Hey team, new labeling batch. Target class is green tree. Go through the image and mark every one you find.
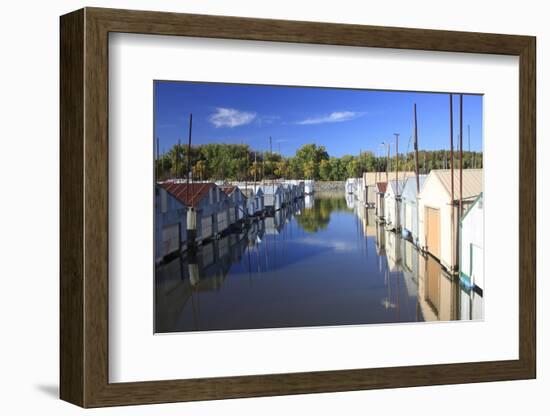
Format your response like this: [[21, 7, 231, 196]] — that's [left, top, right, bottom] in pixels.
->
[[319, 159, 332, 181]]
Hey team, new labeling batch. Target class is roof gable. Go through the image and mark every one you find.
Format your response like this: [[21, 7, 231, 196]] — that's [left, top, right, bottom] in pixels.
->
[[401, 175, 427, 199], [386, 179, 407, 196], [418, 169, 483, 201], [376, 182, 387, 193], [160, 182, 216, 207]]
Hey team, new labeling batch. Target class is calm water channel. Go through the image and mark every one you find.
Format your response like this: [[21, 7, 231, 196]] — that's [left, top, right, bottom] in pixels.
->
[[155, 193, 483, 333]]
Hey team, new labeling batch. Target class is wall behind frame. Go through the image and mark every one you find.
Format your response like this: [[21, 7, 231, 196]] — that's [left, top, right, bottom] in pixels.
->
[[0, 0, 545, 415]]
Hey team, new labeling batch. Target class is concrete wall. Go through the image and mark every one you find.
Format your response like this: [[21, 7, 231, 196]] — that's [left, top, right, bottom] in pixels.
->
[[314, 181, 345, 192]]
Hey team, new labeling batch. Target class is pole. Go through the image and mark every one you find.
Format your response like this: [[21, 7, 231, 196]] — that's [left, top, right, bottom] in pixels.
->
[[459, 97, 463, 217], [449, 94, 455, 271], [156, 137, 160, 182], [394, 133, 399, 193], [394, 133, 400, 230], [468, 124, 472, 168], [254, 152, 257, 185], [174, 140, 179, 181], [459, 95, 464, 274], [245, 149, 249, 193], [186, 113, 193, 203], [386, 143, 389, 183], [414, 104, 420, 193]]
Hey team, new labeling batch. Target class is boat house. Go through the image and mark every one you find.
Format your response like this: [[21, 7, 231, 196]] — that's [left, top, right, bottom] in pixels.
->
[[155, 185, 187, 264], [159, 182, 231, 243], [261, 183, 284, 211], [220, 185, 247, 224], [384, 179, 407, 231], [417, 169, 483, 273], [460, 192, 484, 291], [375, 182, 387, 222], [400, 174, 427, 244]]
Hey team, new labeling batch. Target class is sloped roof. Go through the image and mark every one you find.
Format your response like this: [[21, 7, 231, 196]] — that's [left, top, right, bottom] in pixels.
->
[[219, 185, 236, 195], [376, 182, 387, 193], [220, 185, 246, 199], [430, 169, 483, 200], [363, 171, 415, 187], [401, 175, 428, 200], [386, 179, 408, 196], [160, 182, 216, 208]]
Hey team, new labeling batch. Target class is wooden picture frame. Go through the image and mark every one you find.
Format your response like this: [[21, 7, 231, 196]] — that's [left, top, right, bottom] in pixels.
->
[[60, 7, 536, 408]]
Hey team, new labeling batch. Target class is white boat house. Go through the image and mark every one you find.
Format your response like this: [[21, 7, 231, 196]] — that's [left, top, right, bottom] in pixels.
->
[[460, 192, 484, 291], [384, 179, 407, 231], [375, 182, 387, 222], [364, 171, 415, 208], [220, 185, 247, 224], [417, 169, 483, 273], [159, 182, 230, 243], [155, 185, 187, 264], [261, 184, 284, 211], [400, 174, 427, 244]]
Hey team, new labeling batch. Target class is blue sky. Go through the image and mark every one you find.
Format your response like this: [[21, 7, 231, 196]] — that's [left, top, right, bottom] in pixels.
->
[[154, 81, 483, 158]]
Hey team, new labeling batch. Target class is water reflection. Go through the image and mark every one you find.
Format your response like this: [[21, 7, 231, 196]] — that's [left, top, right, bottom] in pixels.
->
[[155, 194, 483, 333]]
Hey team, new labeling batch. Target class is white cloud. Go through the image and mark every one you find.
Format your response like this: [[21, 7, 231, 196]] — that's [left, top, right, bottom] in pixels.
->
[[295, 111, 363, 125], [209, 108, 256, 128]]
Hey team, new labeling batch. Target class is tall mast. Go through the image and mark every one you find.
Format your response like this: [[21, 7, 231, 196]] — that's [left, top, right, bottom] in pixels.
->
[[245, 146, 249, 192], [254, 152, 257, 186], [155, 137, 160, 182], [186, 114, 193, 203], [386, 143, 389, 183], [459, 95, 464, 218], [175, 139, 180, 181], [449, 94, 455, 270], [414, 104, 420, 193], [394, 133, 399, 193]]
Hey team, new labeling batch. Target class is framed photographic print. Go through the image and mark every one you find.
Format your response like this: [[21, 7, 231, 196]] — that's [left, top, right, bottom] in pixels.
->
[[60, 7, 536, 408]]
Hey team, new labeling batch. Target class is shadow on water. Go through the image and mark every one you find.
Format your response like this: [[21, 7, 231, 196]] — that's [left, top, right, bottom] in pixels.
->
[[155, 193, 483, 333]]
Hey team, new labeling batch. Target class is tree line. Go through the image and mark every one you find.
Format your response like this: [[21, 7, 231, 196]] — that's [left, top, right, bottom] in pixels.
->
[[155, 143, 483, 182]]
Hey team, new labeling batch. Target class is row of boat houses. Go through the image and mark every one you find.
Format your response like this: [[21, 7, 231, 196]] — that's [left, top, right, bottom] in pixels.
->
[[350, 169, 484, 292], [155, 179, 311, 264]]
